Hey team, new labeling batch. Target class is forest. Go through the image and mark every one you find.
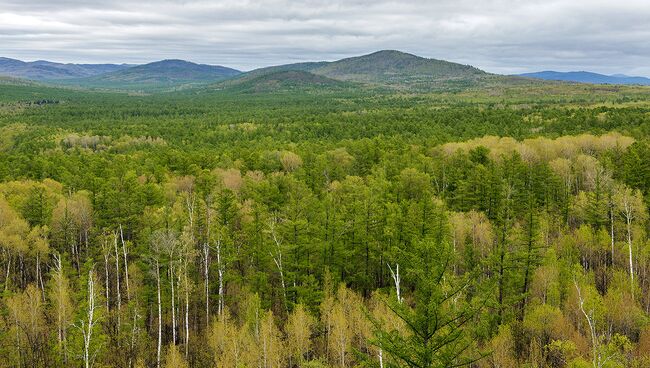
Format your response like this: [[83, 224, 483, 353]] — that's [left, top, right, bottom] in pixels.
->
[[2, 81, 650, 368]]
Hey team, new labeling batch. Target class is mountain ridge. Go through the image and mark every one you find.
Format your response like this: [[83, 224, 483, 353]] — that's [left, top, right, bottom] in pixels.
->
[[53, 59, 242, 91], [0, 57, 132, 80], [518, 70, 650, 85]]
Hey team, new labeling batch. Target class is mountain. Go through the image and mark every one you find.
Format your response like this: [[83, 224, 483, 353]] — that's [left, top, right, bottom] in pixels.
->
[[59, 59, 242, 91], [220, 50, 491, 92], [0, 57, 131, 80], [518, 71, 650, 86], [311, 50, 486, 86]]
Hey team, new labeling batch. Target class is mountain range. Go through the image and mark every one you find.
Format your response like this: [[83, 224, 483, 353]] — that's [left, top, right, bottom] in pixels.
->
[[54, 59, 242, 91], [0, 57, 131, 80], [0, 51, 492, 92], [2, 51, 649, 93], [518, 71, 650, 85]]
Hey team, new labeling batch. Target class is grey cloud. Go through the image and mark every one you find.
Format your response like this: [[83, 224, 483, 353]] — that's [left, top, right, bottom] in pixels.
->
[[1, 0, 649, 75]]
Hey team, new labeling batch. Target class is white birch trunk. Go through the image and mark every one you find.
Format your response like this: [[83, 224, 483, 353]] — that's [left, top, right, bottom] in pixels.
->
[[103, 253, 110, 312], [387, 262, 402, 304], [113, 232, 121, 334], [216, 238, 225, 316], [120, 224, 130, 301], [81, 269, 97, 368], [610, 207, 615, 261], [185, 272, 189, 357], [575, 280, 601, 368], [204, 242, 210, 321], [269, 219, 288, 314], [156, 259, 162, 368], [170, 265, 177, 344], [626, 213, 634, 295]]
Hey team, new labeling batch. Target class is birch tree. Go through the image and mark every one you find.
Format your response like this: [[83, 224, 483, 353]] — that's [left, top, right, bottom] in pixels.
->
[[214, 230, 225, 317], [74, 266, 103, 368], [164, 344, 188, 368], [179, 229, 195, 357], [208, 310, 242, 367], [613, 185, 646, 296], [267, 216, 288, 314], [259, 310, 284, 368], [286, 304, 315, 365], [48, 253, 73, 365], [6, 284, 46, 367], [27, 225, 49, 297], [150, 229, 176, 368]]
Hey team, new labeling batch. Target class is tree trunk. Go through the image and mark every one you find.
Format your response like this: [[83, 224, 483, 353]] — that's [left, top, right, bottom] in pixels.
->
[[204, 242, 210, 322], [626, 214, 635, 297], [113, 233, 121, 335], [185, 274, 189, 357], [216, 239, 224, 316], [83, 269, 96, 368], [575, 280, 600, 368], [156, 259, 162, 368], [170, 265, 177, 344], [120, 225, 130, 302], [610, 207, 615, 262], [104, 253, 110, 312], [387, 263, 401, 304]]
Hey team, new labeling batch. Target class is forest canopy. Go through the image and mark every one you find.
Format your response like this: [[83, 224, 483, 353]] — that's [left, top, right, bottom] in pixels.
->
[[2, 82, 650, 368]]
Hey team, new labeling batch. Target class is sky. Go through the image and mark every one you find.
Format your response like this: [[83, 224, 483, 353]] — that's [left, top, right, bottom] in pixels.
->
[[1, 0, 650, 75]]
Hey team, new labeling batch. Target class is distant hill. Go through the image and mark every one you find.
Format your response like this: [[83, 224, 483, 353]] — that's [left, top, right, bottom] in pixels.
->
[[219, 50, 491, 92], [218, 70, 352, 94], [0, 57, 131, 80], [311, 50, 487, 86], [58, 59, 242, 91], [518, 71, 650, 86], [2, 51, 547, 93]]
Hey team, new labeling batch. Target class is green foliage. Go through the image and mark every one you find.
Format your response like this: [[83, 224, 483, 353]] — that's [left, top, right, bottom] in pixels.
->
[[1, 78, 650, 367], [367, 239, 486, 367]]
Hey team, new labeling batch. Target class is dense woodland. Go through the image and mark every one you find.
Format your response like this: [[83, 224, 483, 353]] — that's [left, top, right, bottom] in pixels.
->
[[3, 82, 650, 368]]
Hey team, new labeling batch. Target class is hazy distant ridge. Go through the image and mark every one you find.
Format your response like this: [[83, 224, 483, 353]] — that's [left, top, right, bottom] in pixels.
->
[[0, 57, 131, 80], [7, 51, 650, 92], [518, 71, 650, 85]]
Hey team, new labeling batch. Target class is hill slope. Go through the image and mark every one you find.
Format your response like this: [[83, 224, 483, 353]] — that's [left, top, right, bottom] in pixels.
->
[[0, 57, 131, 80], [518, 71, 650, 85], [59, 60, 242, 91]]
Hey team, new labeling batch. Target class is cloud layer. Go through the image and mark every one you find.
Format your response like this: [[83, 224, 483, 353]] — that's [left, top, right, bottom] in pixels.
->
[[2, 0, 649, 75]]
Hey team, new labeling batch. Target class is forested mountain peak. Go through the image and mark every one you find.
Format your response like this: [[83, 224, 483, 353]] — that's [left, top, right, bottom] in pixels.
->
[[214, 49, 494, 92], [308, 49, 488, 86]]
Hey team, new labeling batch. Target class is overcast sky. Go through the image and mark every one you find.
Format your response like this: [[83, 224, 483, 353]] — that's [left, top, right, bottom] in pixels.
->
[[2, 0, 650, 75]]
